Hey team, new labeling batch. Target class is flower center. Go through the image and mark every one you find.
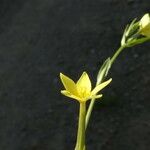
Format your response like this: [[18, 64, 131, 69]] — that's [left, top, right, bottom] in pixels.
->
[[77, 86, 90, 99]]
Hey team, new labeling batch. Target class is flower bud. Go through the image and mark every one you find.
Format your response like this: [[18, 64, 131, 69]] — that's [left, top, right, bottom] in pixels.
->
[[139, 13, 150, 37]]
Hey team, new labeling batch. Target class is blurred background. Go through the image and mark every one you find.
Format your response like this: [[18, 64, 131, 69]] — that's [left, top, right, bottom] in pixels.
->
[[0, 0, 150, 150]]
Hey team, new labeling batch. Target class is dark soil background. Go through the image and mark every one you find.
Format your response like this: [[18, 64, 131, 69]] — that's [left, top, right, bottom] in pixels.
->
[[0, 0, 150, 150]]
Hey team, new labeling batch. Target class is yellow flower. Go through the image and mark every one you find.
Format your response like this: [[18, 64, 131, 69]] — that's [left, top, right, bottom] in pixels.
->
[[139, 13, 150, 37], [60, 72, 112, 103]]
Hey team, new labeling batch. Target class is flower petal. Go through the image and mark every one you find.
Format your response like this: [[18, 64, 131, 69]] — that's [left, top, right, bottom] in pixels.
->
[[91, 78, 112, 95], [140, 13, 150, 28], [60, 73, 77, 95], [90, 94, 102, 100], [140, 13, 150, 37], [61, 90, 81, 101], [76, 72, 91, 93], [140, 25, 150, 37], [94, 94, 103, 99]]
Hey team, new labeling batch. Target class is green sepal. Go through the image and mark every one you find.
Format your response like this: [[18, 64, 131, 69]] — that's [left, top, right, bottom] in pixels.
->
[[126, 37, 150, 47], [121, 18, 139, 46]]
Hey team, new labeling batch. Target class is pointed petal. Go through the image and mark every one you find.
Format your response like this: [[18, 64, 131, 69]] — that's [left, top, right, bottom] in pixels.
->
[[91, 78, 112, 95], [140, 13, 150, 28], [95, 94, 103, 99], [61, 90, 81, 102], [91, 94, 102, 99], [76, 72, 91, 92], [60, 73, 77, 95]]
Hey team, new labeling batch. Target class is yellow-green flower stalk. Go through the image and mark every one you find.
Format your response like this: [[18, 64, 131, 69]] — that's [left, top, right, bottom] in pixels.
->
[[60, 72, 112, 150], [59, 13, 150, 150], [86, 13, 150, 131], [139, 13, 150, 37], [60, 72, 112, 103]]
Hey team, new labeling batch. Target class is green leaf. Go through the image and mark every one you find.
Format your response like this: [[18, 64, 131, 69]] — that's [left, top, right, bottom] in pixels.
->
[[97, 58, 111, 85]]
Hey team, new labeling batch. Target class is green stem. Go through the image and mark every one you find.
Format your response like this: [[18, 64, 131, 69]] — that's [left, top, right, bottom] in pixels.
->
[[85, 98, 95, 129], [85, 45, 126, 129], [75, 102, 86, 150], [110, 45, 126, 65]]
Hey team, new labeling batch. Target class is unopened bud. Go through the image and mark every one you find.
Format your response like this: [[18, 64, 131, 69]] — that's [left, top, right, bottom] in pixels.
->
[[139, 13, 150, 37]]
